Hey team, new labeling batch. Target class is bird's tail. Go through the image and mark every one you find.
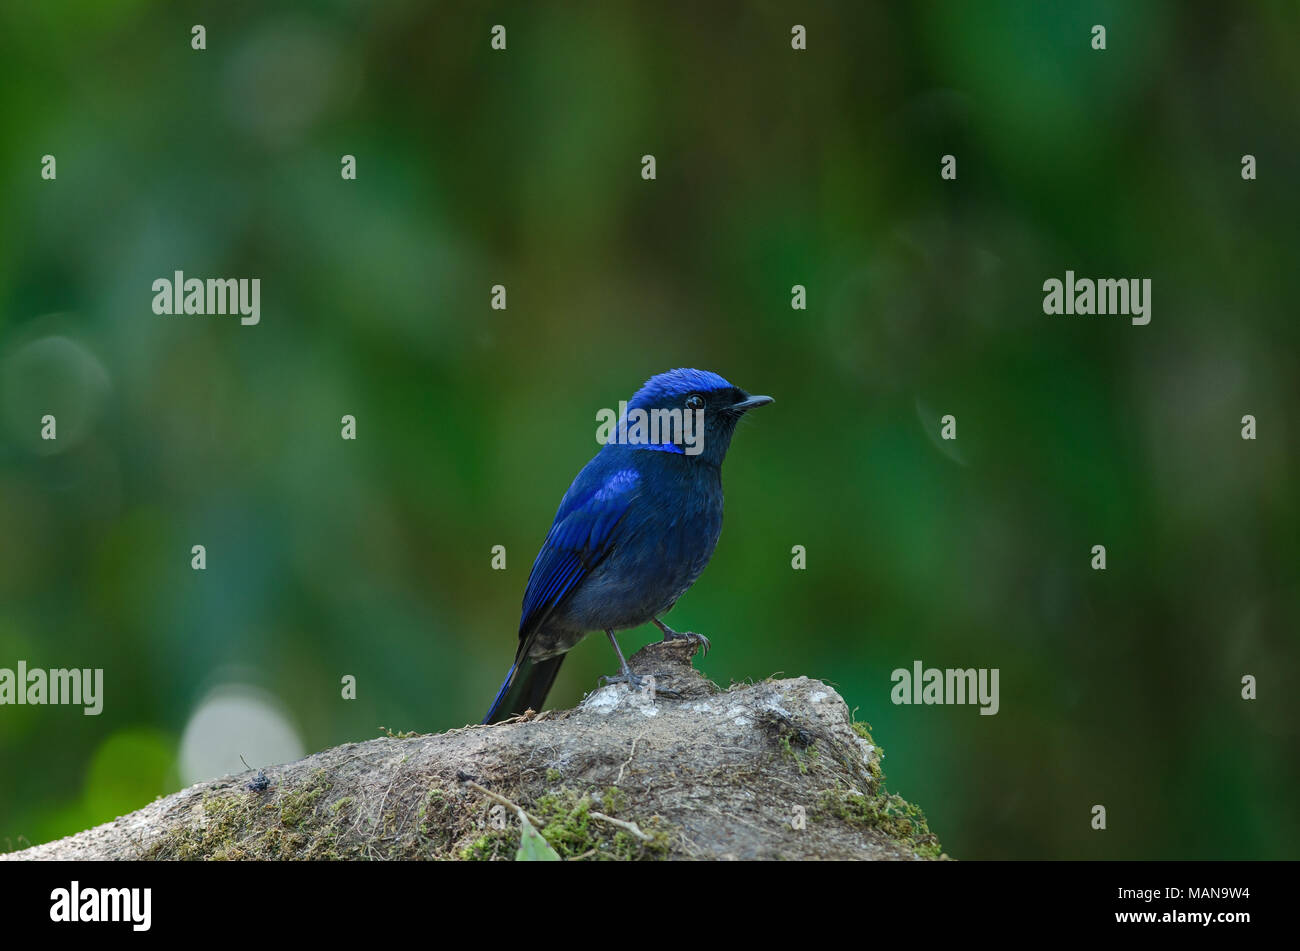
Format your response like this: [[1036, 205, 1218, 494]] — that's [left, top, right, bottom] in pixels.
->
[[482, 654, 566, 724]]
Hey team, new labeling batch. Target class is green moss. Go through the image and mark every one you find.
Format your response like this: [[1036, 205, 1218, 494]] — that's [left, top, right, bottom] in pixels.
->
[[778, 728, 818, 775], [526, 787, 671, 861], [818, 788, 945, 859], [599, 786, 628, 815], [142, 769, 358, 861], [280, 771, 331, 827], [142, 775, 664, 862], [418, 788, 455, 842], [459, 830, 517, 861], [135, 707, 931, 861], [534, 789, 595, 857], [610, 817, 672, 860], [793, 711, 946, 859], [261, 825, 308, 859], [850, 716, 884, 784], [141, 792, 260, 860]]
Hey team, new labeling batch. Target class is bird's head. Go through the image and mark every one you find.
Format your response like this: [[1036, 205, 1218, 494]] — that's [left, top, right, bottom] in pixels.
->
[[616, 368, 772, 466]]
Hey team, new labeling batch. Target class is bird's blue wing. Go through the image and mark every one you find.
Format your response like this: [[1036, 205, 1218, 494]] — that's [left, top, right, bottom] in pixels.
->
[[517, 464, 641, 643]]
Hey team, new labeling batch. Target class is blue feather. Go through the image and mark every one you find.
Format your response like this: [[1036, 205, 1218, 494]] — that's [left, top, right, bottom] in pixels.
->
[[482, 369, 771, 723], [518, 466, 641, 639]]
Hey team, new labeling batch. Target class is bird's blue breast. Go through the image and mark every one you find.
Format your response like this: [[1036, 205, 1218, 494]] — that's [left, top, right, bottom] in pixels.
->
[[520, 445, 724, 658]]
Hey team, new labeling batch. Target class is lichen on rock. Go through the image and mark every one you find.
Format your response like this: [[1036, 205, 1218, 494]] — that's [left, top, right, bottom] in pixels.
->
[[3, 639, 945, 861]]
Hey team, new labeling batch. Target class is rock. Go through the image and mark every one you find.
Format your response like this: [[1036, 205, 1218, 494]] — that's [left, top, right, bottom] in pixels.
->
[[2, 640, 945, 861]]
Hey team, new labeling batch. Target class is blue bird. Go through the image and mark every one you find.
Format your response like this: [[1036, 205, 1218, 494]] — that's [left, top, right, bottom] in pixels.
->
[[483, 368, 772, 724]]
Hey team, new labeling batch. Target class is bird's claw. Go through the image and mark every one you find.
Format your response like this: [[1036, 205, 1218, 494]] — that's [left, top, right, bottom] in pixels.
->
[[661, 629, 711, 657], [599, 670, 649, 691]]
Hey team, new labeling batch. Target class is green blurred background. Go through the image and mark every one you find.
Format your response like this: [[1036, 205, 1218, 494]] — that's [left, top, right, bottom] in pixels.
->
[[1, 0, 1297, 859]]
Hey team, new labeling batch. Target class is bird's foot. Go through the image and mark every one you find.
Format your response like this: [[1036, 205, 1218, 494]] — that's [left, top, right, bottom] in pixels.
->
[[657, 624, 711, 657], [599, 669, 650, 691]]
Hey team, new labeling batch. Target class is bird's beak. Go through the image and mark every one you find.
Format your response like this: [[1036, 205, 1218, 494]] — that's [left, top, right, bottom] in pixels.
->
[[730, 394, 774, 412]]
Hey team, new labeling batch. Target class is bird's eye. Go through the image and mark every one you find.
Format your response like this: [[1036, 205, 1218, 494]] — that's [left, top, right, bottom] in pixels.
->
[[685, 394, 704, 410]]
